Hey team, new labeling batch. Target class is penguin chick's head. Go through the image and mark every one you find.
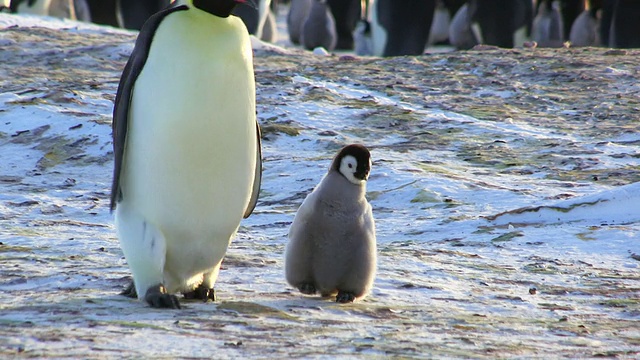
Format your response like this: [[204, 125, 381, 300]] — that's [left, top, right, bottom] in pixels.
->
[[332, 144, 372, 185], [192, 0, 253, 17]]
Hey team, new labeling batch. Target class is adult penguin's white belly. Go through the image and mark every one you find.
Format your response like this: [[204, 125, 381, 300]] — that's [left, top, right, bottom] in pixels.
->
[[118, 9, 256, 294]]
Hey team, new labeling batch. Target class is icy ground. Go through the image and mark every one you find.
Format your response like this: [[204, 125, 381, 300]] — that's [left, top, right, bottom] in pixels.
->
[[0, 12, 639, 359]]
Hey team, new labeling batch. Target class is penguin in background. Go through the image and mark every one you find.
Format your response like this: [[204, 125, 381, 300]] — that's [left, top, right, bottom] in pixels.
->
[[9, 0, 90, 20], [599, 0, 614, 46], [285, 144, 377, 303], [71, 0, 91, 21], [449, 3, 477, 50], [287, 0, 312, 45], [111, 0, 262, 309], [232, 0, 275, 42], [353, 17, 373, 55], [300, 0, 337, 51], [428, 0, 452, 46], [531, 0, 565, 47], [569, 6, 600, 47], [9, 0, 53, 15], [555, 0, 586, 42], [49, 0, 91, 21], [453, 0, 533, 49], [370, 0, 437, 56], [49, 0, 74, 19], [603, 0, 640, 48], [257, 0, 277, 43], [326, 0, 361, 50], [84, 0, 118, 27], [116, 0, 171, 31]]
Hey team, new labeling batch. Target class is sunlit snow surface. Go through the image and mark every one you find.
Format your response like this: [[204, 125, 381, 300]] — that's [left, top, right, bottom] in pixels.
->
[[0, 12, 639, 359]]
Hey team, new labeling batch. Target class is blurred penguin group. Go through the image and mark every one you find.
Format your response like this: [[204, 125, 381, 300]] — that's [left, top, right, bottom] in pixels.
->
[[1, 0, 278, 42], [285, 0, 640, 56], [1, 0, 162, 29], [2, 0, 639, 55]]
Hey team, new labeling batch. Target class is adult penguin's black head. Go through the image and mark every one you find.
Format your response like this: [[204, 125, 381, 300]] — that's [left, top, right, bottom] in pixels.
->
[[193, 0, 256, 17]]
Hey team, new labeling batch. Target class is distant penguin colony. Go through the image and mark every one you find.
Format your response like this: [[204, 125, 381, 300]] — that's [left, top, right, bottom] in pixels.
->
[[5, 0, 90, 20], [111, 0, 262, 309], [6, 0, 640, 53], [3, 0, 282, 38], [285, 145, 377, 303]]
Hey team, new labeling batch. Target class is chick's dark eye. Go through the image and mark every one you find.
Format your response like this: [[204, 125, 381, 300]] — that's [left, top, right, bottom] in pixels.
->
[[348, 163, 353, 168]]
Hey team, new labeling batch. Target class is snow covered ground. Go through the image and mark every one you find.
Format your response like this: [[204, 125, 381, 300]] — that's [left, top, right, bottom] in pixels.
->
[[0, 11, 639, 359]]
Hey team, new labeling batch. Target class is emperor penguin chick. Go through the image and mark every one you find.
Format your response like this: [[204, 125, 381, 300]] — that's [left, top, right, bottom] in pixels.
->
[[285, 144, 376, 303], [111, 0, 262, 309]]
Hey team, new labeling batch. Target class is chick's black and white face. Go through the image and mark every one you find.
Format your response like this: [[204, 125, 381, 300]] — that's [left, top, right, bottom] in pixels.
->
[[339, 154, 371, 185]]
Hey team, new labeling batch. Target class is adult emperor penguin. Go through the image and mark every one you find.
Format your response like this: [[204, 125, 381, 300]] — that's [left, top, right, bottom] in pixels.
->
[[111, 0, 262, 309], [285, 144, 376, 303]]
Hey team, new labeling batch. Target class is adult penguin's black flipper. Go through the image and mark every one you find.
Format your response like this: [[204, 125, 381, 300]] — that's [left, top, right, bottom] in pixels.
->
[[111, 5, 190, 212], [244, 121, 262, 219]]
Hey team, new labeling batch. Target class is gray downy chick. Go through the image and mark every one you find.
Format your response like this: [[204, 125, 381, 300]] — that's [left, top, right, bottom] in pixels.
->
[[285, 144, 377, 303]]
